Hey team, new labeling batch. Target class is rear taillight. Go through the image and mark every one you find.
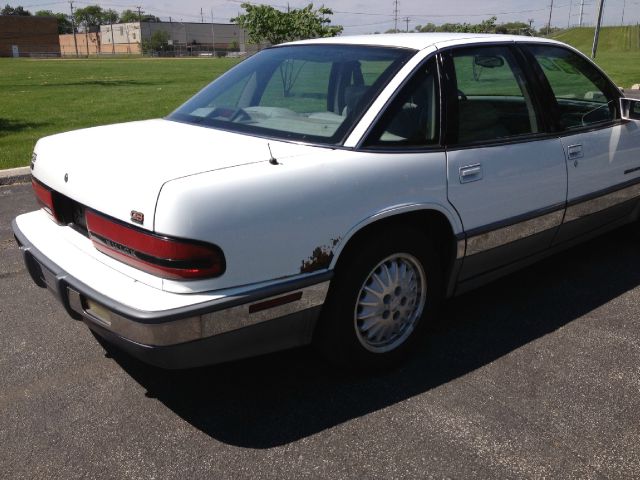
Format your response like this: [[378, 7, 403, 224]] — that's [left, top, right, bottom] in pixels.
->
[[32, 178, 60, 223], [85, 210, 225, 280]]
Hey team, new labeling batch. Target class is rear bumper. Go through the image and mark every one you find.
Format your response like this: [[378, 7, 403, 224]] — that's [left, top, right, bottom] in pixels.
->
[[12, 217, 331, 369]]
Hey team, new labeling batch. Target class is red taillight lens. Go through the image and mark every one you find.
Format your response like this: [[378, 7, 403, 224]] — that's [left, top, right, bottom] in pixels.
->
[[85, 210, 225, 280], [32, 178, 60, 222]]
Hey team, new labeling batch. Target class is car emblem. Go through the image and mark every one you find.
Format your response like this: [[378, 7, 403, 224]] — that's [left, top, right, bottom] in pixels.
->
[[130, 210, 144, 225], [64, 173, 68, 183]]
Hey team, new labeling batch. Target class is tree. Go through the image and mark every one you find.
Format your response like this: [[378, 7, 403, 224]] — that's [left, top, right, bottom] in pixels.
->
[[231, 3, 342, 45], [73, 5, 105, 29], [438, 17, 498, 33], [119, 9, 138, 23], [35, 10, 73, 34], [142, 14, 161, 23], [415, 23, 437, 32], [1, 4, 31, 15], [102, 9, 119, 25], [495, 21, 536, 36], [142, 30, 170, 54], [414, 17, 499, 34], [119, 9, 160, 23]]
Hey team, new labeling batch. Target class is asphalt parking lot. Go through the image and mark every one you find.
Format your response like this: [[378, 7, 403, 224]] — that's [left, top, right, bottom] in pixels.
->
[[2, 181, 640, 479]]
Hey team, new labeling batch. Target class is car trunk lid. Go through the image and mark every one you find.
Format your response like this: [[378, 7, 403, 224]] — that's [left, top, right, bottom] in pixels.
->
[[31, 118, 312, 230]]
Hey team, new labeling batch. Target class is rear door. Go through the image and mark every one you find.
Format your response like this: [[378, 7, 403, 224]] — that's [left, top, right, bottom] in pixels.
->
[[441, 44, 568, 281], [523, 43, 640, 243]]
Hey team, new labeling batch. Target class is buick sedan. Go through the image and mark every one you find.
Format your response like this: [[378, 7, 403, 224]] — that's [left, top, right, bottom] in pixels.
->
[[13, 33, 640, 369]]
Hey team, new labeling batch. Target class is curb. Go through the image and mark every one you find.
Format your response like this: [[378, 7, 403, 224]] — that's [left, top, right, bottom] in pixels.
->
[[0, 167, 30, 186]]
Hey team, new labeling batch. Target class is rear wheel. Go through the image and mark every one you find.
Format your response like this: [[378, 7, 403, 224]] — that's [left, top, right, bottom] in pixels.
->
[[316, 229, 442, 369]]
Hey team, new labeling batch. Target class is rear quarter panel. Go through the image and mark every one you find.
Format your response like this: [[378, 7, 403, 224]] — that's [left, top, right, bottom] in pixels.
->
[[155, 148, 461, 293]]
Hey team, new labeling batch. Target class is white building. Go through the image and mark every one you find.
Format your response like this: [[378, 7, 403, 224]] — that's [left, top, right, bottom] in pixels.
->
[[100, 21, 249, 55]]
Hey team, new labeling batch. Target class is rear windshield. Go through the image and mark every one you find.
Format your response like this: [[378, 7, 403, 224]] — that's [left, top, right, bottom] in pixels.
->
[[168, 45, 414, 145]]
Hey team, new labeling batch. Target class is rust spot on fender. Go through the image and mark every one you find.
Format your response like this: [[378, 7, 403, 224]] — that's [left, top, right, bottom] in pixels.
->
[[300, 238, 340, 273]]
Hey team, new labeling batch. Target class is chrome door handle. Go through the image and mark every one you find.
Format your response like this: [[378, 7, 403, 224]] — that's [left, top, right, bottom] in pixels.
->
[[567, 144, 583, 160], [459, 164, 483, 183]]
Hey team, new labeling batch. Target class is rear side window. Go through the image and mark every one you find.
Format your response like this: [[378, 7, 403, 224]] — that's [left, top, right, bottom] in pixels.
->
[[364, 57, 439, 148], [527, 44, 619, 129], [445, 45, 539, 144]]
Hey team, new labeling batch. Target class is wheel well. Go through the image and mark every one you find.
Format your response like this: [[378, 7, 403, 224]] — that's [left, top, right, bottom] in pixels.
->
[[334, 210, 457, 282]]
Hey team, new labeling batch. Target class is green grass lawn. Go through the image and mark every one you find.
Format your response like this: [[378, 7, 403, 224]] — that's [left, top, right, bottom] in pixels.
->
[[0, 57, 239, 169], [1, 33, 638, 170], [551, 26, 640, 87]]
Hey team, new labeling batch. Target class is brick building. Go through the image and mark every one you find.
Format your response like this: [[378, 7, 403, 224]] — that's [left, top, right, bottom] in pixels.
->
[[0, 16, 60, 57], [59, 32, 102, 56]]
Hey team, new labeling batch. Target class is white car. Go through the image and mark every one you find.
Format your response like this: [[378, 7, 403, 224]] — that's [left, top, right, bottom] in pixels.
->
[[13, 33, 640, 369]]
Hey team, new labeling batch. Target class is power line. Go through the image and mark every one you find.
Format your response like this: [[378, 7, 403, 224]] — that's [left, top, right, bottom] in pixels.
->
[[224, 0, 578, 18], [19, 1, 68, 7]]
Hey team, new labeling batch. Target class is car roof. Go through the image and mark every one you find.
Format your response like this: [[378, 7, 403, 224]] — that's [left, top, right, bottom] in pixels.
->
[[284, 33, 563, 50]]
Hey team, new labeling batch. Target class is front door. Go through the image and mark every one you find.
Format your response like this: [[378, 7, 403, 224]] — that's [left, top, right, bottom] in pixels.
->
[[441, 44, 568, 281], [524, 44, 640, 243]]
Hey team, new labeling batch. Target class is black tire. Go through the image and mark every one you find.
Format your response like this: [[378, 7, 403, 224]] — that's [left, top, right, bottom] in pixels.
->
[[315, 228, 442, 370]]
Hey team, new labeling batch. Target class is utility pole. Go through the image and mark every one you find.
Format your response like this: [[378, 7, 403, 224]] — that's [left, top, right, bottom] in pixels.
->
[[210, 8, 215, 56], [69, 1, 79, 57], [200, 7, 204, 23], [621, 0, 626, 25], [393, 0, 399, 32], [592, 0, 606, 58], [404, 17, 409, 32], [568, 0, 573, 28], [579, 0, 585, 27], [136, 6, 143, 22], [547, 0, 554, 35], [110, 20, 115, 55]]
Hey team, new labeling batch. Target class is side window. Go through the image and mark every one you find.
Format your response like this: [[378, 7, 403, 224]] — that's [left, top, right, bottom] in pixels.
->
[[527, 45, 619, 129], [364, 57, 439, 148], [447, 45, 539, 144]]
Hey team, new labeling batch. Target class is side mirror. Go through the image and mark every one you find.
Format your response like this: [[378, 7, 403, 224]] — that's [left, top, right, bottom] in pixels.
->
[[620, 97, 640, 120]]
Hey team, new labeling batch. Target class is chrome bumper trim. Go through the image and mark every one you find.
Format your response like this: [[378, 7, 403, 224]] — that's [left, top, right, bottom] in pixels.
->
[[67, 280, 330, 347], [13, 216, 331, 348]]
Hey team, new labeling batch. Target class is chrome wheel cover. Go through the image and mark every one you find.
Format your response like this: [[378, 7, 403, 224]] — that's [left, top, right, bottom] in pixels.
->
[[354, 253, 427, 353]]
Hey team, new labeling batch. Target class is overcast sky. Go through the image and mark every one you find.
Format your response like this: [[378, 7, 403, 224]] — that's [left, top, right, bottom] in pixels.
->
[[12, 0, 640, 34]]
